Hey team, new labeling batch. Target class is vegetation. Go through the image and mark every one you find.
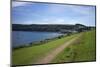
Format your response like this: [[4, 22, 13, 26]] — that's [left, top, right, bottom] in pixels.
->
[[12, 33, 78, 65], [52, 30, 96, 63], [12, 29, 96, 65], [12, 24, 93, 33]]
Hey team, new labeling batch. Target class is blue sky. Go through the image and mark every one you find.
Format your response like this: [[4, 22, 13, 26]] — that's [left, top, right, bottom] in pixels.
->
[[12, 1, 96, 26]]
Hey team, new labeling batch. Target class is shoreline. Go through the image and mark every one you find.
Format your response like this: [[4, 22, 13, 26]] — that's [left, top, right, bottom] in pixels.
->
[[13, 33, 68, 50], [13, 29, 94, 50]]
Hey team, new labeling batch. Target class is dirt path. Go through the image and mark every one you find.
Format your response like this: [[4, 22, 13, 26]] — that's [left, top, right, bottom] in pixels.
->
[[35, 34, 82, 64]]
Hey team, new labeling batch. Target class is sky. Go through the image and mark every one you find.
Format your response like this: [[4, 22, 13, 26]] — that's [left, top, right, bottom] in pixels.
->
[[12, 1, 96, 26]]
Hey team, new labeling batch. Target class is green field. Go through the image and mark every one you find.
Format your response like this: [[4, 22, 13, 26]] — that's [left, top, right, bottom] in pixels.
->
[[52, 30, 96, 63], [12, 30, 96, 65], [12, 33, 78, 65]]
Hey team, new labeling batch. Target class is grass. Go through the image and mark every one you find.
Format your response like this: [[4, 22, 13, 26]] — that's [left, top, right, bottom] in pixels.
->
[[52, 30, 96, 63], [12, 33, 78, 65]]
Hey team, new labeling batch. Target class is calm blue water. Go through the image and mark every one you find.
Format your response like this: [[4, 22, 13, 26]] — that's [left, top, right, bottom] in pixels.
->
[[12, 31, 62, 47]]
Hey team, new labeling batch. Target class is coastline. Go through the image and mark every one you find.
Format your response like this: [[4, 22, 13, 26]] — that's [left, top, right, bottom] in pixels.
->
[[13, 33, 68, 50]]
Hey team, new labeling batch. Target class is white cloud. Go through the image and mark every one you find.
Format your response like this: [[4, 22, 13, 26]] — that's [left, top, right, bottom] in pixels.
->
[[67, 5, 95, 16], [14, 21, 34, 24], [56, 19, 65, 23], [12, 1, 29, 8], [42, 18, 49, 22], [41, 18, 66, 24], [47, 4, 94, 17]]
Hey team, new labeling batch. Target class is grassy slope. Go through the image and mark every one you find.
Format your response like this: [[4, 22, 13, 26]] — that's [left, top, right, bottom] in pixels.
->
[[52, 30, 96, 63], [12, 33, 78, 65]]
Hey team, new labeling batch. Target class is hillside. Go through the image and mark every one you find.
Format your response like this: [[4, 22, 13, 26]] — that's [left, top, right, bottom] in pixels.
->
[[12, 24, 93, 33]]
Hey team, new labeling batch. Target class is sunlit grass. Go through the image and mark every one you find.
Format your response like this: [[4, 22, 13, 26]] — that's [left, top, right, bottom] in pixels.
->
[[52, 30, 96, 63]]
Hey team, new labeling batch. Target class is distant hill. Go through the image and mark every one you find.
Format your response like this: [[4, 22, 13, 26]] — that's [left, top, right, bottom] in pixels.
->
[[12, 24, 94, 33]]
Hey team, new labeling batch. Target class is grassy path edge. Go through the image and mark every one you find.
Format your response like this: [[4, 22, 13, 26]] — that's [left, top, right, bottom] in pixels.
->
[[34, 34, 82, 64]]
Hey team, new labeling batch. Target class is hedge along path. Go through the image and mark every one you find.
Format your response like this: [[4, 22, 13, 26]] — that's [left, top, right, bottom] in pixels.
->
[[34, 33, 82, 64]]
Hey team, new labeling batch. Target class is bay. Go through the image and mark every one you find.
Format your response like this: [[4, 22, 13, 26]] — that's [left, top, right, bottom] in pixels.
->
[[12, 31, 63, 47]]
